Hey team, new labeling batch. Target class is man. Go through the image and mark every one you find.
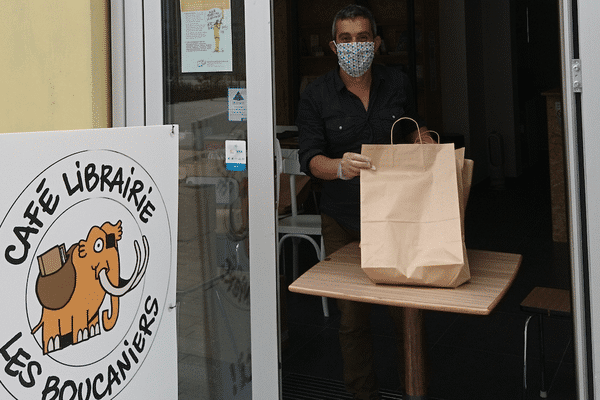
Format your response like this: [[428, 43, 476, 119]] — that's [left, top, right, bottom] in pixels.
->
[[297, 5, 433, 400]]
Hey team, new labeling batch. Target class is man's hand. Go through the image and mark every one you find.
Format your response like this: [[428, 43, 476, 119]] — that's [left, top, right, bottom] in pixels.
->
[[338, 152, 376, 180]]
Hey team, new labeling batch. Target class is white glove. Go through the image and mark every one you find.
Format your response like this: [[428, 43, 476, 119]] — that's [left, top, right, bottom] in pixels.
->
[[338, 152, 376, 180]]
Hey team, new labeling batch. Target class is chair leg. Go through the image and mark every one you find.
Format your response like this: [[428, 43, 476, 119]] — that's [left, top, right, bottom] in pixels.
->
[[320, 235, 326, 261], [321, 296, 329, 318], [539, 314, 548, 398], [523, 315, 533, 400], [319, 236, 329, 318], [524, 314, 549, 399], [292, 237, 299, 280], [279, 233, 330, 318]]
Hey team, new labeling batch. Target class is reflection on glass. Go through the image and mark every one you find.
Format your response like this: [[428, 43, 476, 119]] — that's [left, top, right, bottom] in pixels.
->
[[162, 0, 250, 398]]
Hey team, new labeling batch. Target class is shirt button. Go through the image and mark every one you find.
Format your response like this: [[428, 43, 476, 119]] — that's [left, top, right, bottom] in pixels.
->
[[339, 126, 342, 130], [392, 115, 396, 119]]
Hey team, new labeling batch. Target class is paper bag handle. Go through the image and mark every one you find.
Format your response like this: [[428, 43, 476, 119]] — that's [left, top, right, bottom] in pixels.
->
[[390, 116, 440, 144]]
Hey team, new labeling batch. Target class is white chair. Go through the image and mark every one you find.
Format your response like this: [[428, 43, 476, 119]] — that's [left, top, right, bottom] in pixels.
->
[[276, 142, 329, 318]]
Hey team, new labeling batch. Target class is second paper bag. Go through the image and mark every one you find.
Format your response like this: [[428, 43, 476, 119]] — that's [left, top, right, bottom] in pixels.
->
[[360, 142, 468, 287]]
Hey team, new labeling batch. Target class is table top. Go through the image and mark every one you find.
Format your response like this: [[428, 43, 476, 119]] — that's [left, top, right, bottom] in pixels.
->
[[288, 242, 522, 315]]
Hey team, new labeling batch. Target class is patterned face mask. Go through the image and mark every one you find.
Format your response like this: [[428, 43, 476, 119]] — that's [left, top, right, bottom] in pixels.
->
[[333, 41, 375, 78]]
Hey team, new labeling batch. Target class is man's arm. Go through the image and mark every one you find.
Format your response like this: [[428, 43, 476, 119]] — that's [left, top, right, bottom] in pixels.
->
[[309, 127, 434, 181], [308, 155, 339, 180]]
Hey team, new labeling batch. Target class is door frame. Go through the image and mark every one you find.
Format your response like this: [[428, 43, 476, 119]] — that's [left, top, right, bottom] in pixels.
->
[[111, 0, 163, 126], [561, 0, 598, 398], [244, 0, 280, 398], [111, 0, 280, 398]]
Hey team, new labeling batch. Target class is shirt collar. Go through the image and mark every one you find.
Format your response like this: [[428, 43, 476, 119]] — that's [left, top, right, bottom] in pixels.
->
[[333, 67, 346, 92], [333, 64, 384, 93]]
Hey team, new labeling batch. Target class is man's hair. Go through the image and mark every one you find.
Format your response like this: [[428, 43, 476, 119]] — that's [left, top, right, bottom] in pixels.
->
[[331, 4, 377, 40]]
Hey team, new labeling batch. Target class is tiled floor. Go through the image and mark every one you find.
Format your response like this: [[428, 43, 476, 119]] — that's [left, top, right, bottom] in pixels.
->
[[280, 160, 576, 399]]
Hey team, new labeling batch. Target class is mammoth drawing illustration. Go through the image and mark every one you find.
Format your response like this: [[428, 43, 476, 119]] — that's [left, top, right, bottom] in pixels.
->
[[31, 220, 149, 354]]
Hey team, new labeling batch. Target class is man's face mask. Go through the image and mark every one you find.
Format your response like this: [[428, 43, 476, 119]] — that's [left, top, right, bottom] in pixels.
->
[[333, 41, 375, 78]]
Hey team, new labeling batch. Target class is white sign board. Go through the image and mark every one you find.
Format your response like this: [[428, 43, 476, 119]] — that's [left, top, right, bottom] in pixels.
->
[[0, 125, 178, 399]]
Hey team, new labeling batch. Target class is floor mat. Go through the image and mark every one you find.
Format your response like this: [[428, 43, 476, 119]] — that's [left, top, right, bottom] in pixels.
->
[[282, 373, 404, 399]]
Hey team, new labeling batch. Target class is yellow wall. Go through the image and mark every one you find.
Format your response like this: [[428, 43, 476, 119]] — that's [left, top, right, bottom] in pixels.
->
[[0, 0, 111, 133]]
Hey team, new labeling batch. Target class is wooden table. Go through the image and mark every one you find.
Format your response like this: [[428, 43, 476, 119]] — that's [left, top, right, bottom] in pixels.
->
[[288, 242, 522, 400]]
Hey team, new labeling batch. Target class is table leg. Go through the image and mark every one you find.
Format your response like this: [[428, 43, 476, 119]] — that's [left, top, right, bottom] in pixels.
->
[[404, 307, 427, 400]]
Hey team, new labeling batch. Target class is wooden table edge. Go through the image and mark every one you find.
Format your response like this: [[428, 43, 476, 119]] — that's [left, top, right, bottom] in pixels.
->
[[288, 249, 523, 316]]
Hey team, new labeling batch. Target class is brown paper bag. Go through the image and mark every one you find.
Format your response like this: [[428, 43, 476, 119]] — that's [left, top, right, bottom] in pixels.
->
[[360, 119, 473, 287]]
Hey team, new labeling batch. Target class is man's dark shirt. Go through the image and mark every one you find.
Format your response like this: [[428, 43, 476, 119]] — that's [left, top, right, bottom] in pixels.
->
[[297, 64, 422, 231]]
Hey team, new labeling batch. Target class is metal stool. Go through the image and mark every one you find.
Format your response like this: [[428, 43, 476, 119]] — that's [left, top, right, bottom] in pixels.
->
[[520, 287, 571, 399]]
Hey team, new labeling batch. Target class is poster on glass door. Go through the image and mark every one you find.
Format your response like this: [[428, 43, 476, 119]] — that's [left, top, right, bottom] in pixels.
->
[[0, 125, 178, 399], [181, 0, 233, 73]]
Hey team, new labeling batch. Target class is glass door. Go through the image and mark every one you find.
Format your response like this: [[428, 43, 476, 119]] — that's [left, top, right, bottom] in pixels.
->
[[112, 0, 279, 398], [165, 1, 252, 398]]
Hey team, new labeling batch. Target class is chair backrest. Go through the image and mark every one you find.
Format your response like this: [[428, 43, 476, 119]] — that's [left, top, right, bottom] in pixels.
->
[[281, 148, 304, 176], [276, 144, 310, 217], [283, 149, 302, 217]]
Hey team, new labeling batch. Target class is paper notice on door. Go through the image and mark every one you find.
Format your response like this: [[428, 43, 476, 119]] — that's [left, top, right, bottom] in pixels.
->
[[228, 88, 247, 121], [180, 0, 232, 73], [225, 140, 247, 171]]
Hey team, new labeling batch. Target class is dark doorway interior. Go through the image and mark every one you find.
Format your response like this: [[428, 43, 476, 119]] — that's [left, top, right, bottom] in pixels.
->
[[279, 1, 574, 399]]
